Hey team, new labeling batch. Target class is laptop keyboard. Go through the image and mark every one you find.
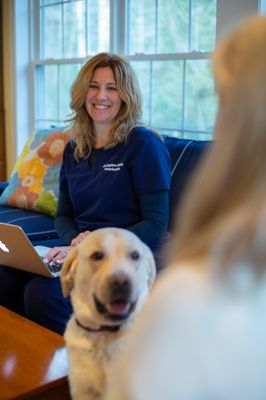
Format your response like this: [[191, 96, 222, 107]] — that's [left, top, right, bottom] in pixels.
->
[[40, 257, 63, 273], [45, 261, 63, 273]]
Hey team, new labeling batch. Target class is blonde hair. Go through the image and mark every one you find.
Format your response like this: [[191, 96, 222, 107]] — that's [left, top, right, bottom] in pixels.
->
[[168, 15, 266, 270], [68, 52, 142, 159]]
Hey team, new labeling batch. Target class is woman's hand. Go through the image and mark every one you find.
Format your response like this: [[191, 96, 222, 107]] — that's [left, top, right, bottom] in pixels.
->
[[42, 231, 90, 265], [43, 246, 72, 264], [71, 231, 91, 246]]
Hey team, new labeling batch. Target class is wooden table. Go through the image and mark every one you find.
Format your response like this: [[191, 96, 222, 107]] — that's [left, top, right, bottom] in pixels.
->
[[0, 306, 71, 400]]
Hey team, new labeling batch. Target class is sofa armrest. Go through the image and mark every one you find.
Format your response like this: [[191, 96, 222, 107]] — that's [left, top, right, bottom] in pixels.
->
[[163, 136, 211, 231], [0, 182, 8, 195]]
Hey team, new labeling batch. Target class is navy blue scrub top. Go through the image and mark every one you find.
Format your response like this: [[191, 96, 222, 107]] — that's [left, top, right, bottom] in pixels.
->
[[59, 126, 171, 233]]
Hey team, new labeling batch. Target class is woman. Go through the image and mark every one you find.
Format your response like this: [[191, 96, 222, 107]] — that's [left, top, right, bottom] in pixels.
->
[[0, 53, 171, 334], [104, 15, 266, 400]]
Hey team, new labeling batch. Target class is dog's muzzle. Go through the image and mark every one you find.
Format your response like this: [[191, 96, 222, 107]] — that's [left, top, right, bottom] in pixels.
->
[[94, 273, 136, 321]]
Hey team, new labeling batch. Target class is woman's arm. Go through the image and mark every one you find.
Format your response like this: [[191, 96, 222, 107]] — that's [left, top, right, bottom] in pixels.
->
[[55, 189, 79, 245], [125, 129, 171, 255], [127, 190, 169, 248], [46, 188, 85, 263]]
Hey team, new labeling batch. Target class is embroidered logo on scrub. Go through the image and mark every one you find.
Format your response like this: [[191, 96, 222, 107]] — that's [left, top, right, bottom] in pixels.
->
[[102, 163, 123, 171]]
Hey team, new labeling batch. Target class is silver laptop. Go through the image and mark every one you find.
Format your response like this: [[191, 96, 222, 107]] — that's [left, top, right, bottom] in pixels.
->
[[0, 222, 61, 278]]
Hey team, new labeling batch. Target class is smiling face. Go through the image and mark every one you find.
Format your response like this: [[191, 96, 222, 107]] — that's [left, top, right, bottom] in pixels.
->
[[85, 67, 122, 135]]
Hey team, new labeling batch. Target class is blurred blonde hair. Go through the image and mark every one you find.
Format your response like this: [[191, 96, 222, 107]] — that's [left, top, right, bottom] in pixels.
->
[[68, 52, 142, 159], [168, 15, 266, 270]]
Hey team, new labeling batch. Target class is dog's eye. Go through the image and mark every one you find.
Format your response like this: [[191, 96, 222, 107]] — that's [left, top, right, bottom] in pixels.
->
[[129, 250, 140, 260], [90, 251, 104, 261]]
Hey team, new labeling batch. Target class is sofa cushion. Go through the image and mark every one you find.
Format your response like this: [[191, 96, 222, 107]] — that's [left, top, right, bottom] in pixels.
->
[[0, 182, 8, 195], [164, 136, 211, 230], [0, 205, 58, 241], [0, 127, 70, 217]]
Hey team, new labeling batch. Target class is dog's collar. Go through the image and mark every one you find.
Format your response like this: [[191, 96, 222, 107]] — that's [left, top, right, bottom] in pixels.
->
[[75, 318, 121, 333]]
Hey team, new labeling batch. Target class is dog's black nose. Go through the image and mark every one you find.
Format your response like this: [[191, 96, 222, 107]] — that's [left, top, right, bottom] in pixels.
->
[[109, 273, 131, 300]]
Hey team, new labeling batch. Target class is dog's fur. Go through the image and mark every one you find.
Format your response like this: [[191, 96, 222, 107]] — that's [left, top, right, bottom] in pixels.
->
[[61, 227, 156, 400]]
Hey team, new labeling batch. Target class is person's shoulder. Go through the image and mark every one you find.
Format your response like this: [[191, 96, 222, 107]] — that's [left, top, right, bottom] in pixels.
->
[[128, 126, 164, 144], [64, 139, 76, 154], [64, 138, 75, 148], [62, 140, 78, 165], [152, 260, 208, 305], [128, 261, 209, 343], [126, 126, 167, 155]]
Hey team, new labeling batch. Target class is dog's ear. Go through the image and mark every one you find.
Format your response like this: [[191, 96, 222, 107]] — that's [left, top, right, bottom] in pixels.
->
[[60, 247, 79, 297], [143, 243, 157, 287]]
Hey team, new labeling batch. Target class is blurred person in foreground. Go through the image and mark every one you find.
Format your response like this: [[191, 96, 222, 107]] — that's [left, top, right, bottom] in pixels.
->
[[104, 15, 266, 400]]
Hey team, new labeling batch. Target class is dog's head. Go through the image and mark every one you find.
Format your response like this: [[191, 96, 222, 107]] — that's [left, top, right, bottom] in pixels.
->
[[61, 228, 156, 330]]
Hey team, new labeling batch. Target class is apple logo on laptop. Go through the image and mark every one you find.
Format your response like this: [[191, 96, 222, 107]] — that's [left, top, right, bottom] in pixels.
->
[[0, 240, 9, 253]]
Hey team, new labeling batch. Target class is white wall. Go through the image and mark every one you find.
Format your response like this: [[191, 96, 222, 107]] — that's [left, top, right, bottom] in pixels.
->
[[217, 0, 259, 39], [2, 0, 16, 177], [2, 0, 31, 178]]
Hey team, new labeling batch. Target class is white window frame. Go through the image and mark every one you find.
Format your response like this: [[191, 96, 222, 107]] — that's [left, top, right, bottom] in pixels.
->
[[32, 0, 216, 136], [3, 0, 260, 177]]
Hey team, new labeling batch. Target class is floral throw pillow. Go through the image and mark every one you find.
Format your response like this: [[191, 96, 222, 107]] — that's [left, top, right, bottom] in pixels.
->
[[0, 127, 70, 216]]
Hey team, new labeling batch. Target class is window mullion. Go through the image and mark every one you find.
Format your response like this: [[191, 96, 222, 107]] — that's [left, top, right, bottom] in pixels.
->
[[57, 65, 60, 121], [181, 60, 186, 138], [188, 0, 192, 52], [85, 0, 88, 55], [124, 0, 129, 54], [31, 0, 41, 60], [149, 60, 153, 126], [155, 0, 158, 53], [61, 2, 64, 58], [35, 65, 45, 127], [110, 0, 126, 54], [109, 0, 115, 52]]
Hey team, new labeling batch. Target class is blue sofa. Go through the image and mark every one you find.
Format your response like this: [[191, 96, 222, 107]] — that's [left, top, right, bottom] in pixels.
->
[[0, 137, 210, 247]]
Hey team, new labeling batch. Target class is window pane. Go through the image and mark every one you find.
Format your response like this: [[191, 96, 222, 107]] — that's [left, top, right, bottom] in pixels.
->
[[36, 0, 217, 140], [38, 65, 58, 121], [64, 1, 86, 58], [36, 120, 65, 130], [41, 0, 58, 5], [41, 4, 62, 59], [131, 61, 151, 124], [87, 0, 110, 53], [128, 0, 190, 54], [151, 60, 183, 129], [59, 64, 82, 120], [41, 0, 110, 59], [36, 64, 83, 125], [158, 129, 183, 138], [128, 0, 156, 54], [184, 59, 217, 132], [127, 0, 216, 55], [191, 0, 216, 51], [183, 131, 213, 140], [158, 0, 189, 53]]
